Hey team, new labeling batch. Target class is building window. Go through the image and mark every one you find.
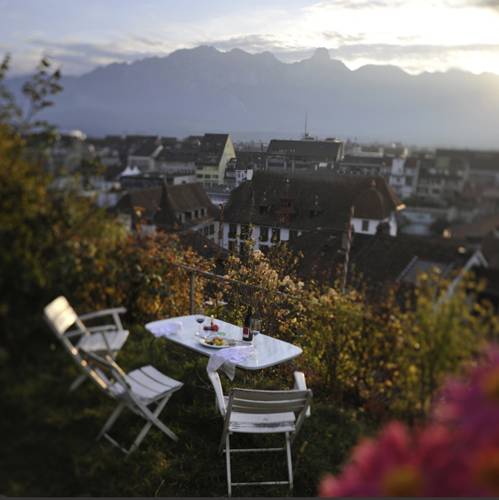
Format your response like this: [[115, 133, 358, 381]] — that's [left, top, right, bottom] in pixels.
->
[[289, 230, 298, 241], [203, 226, 209, 236], [209, 224, 215, 235], [228, 223, 237, 239], [361, 220, 369, 232], [185, 211, 192, 221], [240, 224, 250, 240], [194, 209, 199, 219], [228, 240, 237, 252], [271, 227, 280, 243], [259, 226, 269, 242]]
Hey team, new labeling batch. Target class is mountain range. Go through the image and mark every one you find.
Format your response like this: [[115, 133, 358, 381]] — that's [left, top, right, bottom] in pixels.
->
[[8, 45, 499, 147]]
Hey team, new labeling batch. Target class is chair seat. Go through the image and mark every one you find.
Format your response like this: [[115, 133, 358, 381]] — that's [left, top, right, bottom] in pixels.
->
[[111, 365, 183, 403], [229, 411, 296, 434], [77, 330, 129, 353]]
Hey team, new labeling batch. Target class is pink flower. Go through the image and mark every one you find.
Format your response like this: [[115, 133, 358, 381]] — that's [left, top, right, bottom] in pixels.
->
[[320, 344, 499, 497], [415, 424, 472, 496], [319, 422, 479, 497], [319, 422, 422, 497], [433, 346, 499, 450]]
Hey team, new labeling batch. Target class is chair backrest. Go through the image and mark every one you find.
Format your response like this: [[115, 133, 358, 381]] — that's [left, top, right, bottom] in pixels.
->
[[227, 387, 312, 435], [207, 369, 227, 416], [44, 296, 112, 392], [44, 296, 88, 343]]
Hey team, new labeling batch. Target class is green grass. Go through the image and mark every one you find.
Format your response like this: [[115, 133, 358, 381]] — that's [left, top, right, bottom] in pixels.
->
[[0, 326, 374, 496]]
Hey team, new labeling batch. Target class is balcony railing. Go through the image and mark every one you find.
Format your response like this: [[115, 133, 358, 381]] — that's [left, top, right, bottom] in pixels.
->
[[171, 262, 291, 315]]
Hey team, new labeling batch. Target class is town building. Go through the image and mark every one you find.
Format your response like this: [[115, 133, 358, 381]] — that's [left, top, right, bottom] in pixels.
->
[[387, 157, 419, 199], [446, 213, 499, 246], [289, 231, 487, 294], [265, 138, 343, 172], [127, 136, 164, 172], [436, 149, 499, 189], [195, 133, 236, 185], [120, 171, 197, 191], [220, 171, 404, 253], [399, 199, 458, 237], [115, 182, 220, 240], [337, 155, 391, 177], [155, 149, 197, 174], [87, 137, 123, 168], [348, 144, 385, 158]]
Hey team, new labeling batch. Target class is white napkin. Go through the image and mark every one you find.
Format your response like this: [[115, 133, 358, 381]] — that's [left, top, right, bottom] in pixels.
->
[[207, 345, 255, 380], [149, 320, 183, 338]]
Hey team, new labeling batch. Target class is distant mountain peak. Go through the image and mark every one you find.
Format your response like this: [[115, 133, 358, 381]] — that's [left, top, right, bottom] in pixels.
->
[[311, 47, 331, 62], [228, 47, 249, 56], [190, 44, 218, 54], [19, 43, 499, 147]]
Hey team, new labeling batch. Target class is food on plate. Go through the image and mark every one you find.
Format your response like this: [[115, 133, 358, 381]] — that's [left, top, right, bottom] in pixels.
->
[[205, 337, 225, 346]]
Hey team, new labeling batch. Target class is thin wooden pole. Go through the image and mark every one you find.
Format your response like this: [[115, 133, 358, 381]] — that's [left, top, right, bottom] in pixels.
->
[[189, 271, 196, 314], [341, 206, 354, 294]]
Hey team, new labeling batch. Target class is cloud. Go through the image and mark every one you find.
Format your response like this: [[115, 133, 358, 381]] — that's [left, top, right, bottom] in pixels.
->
[[25, 37, 172, 75], [469, 0, 499, 7], [327, 41, 499, 74], [206, 33, 292, 53], [331, 42, 499, 59], [30, 39, 137, 61], [322, 31, 367, 44], [313, 0, 403, 9], [202, 33, 499, 74], [203, 31, 499, 66], [449, 0, 499, 9]]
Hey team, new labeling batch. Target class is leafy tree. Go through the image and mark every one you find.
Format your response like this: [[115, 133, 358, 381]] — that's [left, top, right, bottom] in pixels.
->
[[0, 54, 62, 134]]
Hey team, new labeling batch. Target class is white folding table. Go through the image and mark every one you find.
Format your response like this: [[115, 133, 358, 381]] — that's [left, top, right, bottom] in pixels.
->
[[145, 315, 302, 370]]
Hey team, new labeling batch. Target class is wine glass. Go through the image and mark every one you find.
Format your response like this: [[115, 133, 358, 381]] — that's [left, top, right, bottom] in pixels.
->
[[195, 308, 205, 336], [251, 317, 262, 337]]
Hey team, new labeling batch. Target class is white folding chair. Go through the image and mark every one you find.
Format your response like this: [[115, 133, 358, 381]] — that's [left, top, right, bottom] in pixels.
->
[[44, 296, 129, 390], [208, 370, 312, 497], [84, 351, 183, 455]]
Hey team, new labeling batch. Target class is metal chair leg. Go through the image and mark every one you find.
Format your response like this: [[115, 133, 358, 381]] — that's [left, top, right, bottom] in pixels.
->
[[97, 401, 126, 440], [285, 432, 294, 492], [226, 434, 232, 497], [69, 373, 87, 392], [128, 395, 175, 454]]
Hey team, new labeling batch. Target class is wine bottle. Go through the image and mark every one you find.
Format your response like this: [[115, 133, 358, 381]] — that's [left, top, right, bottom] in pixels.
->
[[242, 307, 253, 342]]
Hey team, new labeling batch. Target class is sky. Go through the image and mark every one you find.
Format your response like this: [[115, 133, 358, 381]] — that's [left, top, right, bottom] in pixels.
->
[[2, 0, 499, 76]]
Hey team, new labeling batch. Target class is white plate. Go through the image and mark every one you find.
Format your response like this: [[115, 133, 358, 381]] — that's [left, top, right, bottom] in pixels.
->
[[198, 337, 233, 349]]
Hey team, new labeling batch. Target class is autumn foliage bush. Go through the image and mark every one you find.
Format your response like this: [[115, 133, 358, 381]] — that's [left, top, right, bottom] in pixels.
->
[[0, 121, 210, 358], [213, 242, 497, 420]]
